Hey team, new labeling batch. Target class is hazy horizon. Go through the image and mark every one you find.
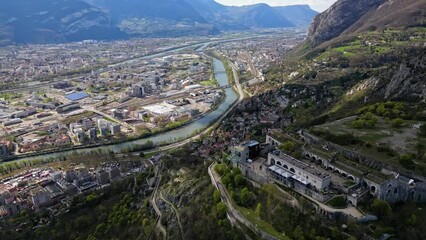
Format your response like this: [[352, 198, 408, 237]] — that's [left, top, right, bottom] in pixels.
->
[[215, 0, 337, 12]]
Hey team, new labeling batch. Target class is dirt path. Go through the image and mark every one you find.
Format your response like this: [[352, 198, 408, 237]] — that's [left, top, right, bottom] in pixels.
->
[[160, 190, 185, 240]]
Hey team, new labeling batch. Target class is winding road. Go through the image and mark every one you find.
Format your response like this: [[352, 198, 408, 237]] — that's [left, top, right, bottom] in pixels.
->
[[149, 163, 167, 238], [208, 163, 279, 240]]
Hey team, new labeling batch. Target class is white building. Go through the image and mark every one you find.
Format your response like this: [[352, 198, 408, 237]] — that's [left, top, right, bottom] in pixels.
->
[[267, 151, 331, 190]]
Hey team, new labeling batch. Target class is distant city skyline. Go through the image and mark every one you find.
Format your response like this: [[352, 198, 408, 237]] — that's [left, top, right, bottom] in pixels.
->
[[215, 0, 337, 12]]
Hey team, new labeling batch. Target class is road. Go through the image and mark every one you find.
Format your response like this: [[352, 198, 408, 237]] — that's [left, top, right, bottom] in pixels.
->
[[149, 163, 167, 238], [208, 163, 278, 240], [159, 190, 185, 240]]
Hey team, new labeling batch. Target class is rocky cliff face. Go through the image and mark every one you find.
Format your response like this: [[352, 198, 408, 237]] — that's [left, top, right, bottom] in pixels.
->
[[380, 49, 425, 101], [307, 0, 384, 46]]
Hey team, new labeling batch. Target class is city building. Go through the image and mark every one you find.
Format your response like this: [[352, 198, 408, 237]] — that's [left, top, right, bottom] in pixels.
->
[[110, 124, 121, 136], [229, 140, 260, 166], [56, 102, 80, 113], [131, 84, 145, 97], [0, 144, 10, 156], [88, 128, 97, 140], [108, 166, 120, 180], [30, 188, 52, 209], [82, 119, 93, 130], [96, 170, 110, 185], [76, 130, 86, 142], [64, 170, 77, 183]]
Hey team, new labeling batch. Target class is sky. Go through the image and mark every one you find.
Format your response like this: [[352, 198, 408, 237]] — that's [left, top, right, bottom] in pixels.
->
[[215, 0, 337, 12]]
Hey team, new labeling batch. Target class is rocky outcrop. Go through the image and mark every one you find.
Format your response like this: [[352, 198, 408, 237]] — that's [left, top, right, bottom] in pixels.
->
[[383, 50, 426, 101], [307, 0, 384, 46]]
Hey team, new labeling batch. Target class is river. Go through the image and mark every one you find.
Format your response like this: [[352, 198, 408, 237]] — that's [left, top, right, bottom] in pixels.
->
[[4, 44, 238, 163]]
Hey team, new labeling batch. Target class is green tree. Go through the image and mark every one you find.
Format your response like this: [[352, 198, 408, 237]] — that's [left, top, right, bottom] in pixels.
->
[[255, 203, 262, 218], [415, 142, 425, 159], [139, 152, 145, 158], [281, 141, 296, 152], [293, 225, 305, 240], [234, 174, 245, 187], [216, 202, 227, 219], [213, 190, 221, 203], [371, 199, 392, 219], [87, 234, 97, 240], [94, 223, 106, 237], [420, 124, 426, 137], [239, 188, 255, 207], [352, 120, 365, 129], [399, 154, 415, 169]]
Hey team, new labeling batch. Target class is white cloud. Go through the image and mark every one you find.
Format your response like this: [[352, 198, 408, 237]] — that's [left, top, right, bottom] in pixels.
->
[[215, 0, 337, 12]]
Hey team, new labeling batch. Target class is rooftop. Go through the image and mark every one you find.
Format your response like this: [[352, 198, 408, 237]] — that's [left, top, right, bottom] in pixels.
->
[[65, 92, 90, 101], [243, 140, 260, 147], [270, 151, 330, 179], [143, 103, 175, 115]]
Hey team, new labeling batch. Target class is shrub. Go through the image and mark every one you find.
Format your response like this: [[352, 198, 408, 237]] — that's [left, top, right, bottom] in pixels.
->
[[280, 141, 296, 152], [399, 154, 415, 169], [391, 118, 404, 128], [419, 124, 426, 137]]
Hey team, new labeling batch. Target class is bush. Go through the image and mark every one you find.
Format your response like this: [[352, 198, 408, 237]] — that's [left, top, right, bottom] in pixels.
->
[[280, 141, 296, 152], [371, 199, 392, 220], [239, 188, 256, 207], [399, 154, 415, 169], [391, 118, 404, 128], [351, 113, 377, 129], [419, 124, 426, 137], [326, 196, 347, 208]]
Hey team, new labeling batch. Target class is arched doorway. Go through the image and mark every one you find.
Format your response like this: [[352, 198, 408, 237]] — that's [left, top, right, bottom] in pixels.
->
[[370, 186, 376, 194]]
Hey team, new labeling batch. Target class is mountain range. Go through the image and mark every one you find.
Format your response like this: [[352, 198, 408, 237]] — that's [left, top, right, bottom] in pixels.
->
[[0, 0, 318, 45]]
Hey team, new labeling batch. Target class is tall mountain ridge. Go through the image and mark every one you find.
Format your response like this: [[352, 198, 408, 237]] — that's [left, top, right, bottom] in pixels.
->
[[0, 0, 317, 45], [0, 0, 125, 45], [307, 0, 426, 46], [264, 0, 426, 123]]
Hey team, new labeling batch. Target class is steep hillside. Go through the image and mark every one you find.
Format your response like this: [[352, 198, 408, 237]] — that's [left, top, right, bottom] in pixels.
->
[[343, 0, 426, 35], [263, 0, 426, 122], [307, 0, 426, 46], [253, 0, 426, 176], [0, 0, 124, 44], [307, 0, 385, 46]]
